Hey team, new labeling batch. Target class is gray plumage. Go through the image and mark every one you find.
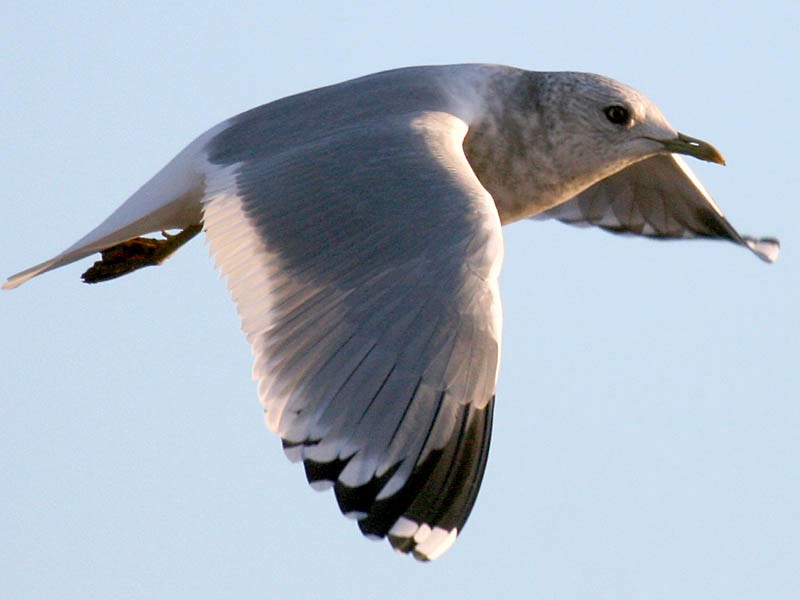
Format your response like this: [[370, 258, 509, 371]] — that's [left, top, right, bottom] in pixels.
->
[[3, 64, 779, 561]]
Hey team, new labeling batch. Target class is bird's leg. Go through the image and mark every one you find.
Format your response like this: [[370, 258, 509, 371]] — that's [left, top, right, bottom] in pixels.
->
[[81, 223, 203, 284]]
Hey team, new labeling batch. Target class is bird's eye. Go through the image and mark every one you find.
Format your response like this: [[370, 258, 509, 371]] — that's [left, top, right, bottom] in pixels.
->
[[604, 105, 630, 126]]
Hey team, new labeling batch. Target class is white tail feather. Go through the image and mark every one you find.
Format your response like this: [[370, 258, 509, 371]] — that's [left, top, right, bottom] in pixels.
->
[[2, 122, 228, 289]]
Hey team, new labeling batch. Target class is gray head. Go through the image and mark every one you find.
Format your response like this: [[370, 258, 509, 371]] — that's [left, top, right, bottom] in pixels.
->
[[464, 70, 725, 223]]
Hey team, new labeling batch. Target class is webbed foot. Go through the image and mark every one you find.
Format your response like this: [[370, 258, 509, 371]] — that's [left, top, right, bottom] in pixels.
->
[[81, 224, 202, 283]]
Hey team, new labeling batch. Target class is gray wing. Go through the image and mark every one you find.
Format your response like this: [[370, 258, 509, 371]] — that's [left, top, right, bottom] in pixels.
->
[[536, 154, 779, 262], [201, 110, 503, 561]]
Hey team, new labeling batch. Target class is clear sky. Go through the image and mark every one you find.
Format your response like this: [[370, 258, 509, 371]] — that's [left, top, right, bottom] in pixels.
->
[[2, 3, 797, 599]]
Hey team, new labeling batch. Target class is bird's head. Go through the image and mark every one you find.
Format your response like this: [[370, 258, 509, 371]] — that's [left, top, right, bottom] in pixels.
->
[[464, 70, 725, 223]]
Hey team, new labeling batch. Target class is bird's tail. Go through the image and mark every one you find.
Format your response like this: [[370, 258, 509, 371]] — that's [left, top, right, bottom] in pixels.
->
[[2, 126, 222, 290]]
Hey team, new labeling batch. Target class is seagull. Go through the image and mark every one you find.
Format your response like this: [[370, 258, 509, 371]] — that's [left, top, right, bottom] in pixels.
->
[[3, 64, 779, 561]]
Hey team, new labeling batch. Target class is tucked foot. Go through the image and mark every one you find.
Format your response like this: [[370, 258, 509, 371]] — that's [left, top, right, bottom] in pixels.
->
[[81, 224, 202, 283]]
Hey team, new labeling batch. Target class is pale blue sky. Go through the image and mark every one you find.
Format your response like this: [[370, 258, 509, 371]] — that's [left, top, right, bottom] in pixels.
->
[[2, 3, 798, 599]]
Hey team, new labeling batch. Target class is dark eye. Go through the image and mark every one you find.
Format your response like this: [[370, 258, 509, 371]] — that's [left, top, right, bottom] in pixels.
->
[[604, 105, 630, 126]]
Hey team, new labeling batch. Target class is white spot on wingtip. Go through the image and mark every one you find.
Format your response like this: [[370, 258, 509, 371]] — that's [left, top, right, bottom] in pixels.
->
[[389, 517, 419, 538], [309, 479, 334, 491], [344, 510, 367, 521], [413, 526, 458, 561], [413, 523, 432, 543]]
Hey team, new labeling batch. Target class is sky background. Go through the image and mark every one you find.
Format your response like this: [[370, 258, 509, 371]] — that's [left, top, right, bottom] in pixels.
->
[[2, 3, 797, 599]]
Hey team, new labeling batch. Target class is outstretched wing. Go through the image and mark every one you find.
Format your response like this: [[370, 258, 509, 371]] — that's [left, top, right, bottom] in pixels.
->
[[535, 154, 779, 262], [201, 109, 503, 561]]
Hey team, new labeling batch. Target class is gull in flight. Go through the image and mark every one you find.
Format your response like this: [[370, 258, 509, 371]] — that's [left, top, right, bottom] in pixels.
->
[[4, 65, 779, 561]]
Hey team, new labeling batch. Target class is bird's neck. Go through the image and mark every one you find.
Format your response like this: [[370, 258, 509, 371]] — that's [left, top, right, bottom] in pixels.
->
[[462, 71, 619, 225], [462, 122, 584, 225]]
